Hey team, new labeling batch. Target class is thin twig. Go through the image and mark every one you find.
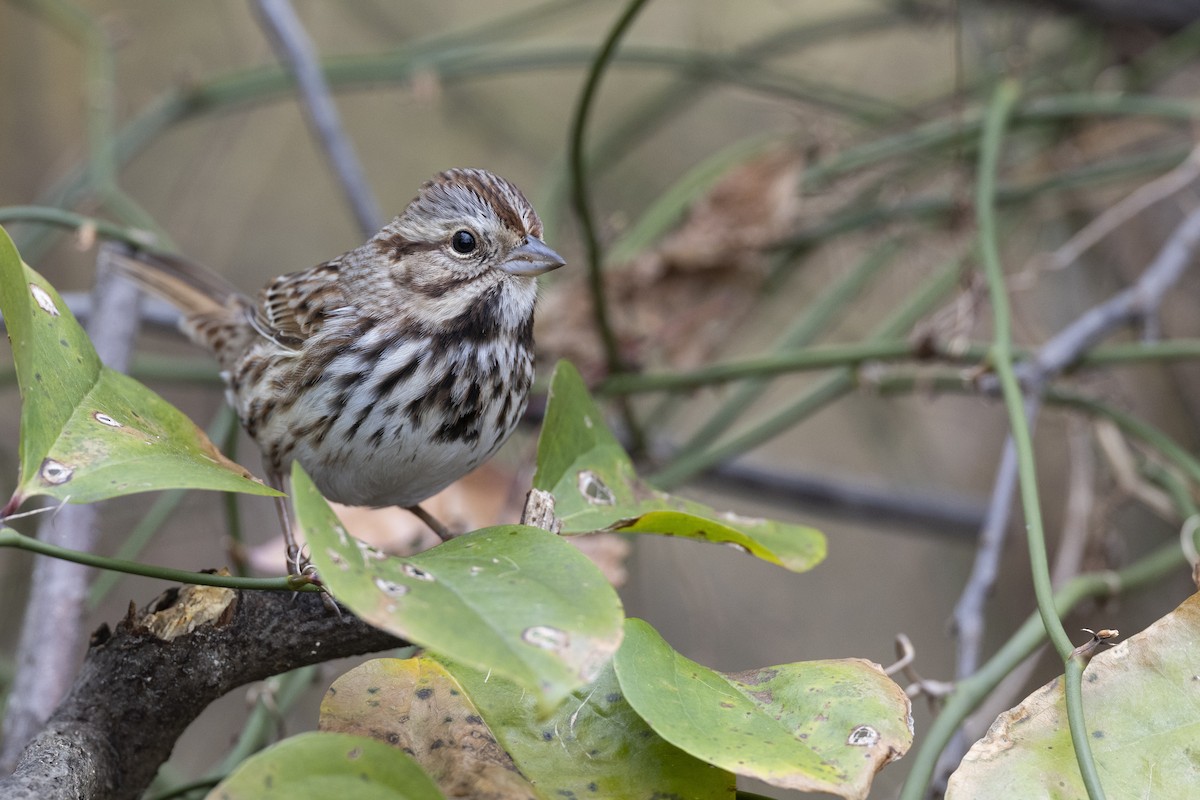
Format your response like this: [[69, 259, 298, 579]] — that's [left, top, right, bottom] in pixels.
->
[[1047, 144, 1200, 271], [252, 0, 382, 236], [952, 417, 1032, 676], [698, 459, 984, 536]]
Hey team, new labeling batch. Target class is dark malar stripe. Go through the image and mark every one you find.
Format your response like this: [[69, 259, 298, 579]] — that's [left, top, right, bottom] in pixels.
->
[[435, 284, 504, 348]]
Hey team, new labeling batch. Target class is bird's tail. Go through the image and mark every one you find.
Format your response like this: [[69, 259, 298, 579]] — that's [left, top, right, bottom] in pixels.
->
[[109, 247, 244, 318]]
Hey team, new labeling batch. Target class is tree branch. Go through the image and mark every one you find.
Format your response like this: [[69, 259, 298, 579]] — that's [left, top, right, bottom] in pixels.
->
[[251, 0, 383, 236], [0, 586, 404, 800]]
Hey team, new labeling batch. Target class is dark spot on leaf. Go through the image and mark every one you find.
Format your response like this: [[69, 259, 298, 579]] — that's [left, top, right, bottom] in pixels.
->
[[415, 687, 433, 700]]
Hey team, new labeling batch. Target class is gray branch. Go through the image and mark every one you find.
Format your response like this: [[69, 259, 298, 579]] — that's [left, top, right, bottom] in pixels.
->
[[252, 0, 384, 237]]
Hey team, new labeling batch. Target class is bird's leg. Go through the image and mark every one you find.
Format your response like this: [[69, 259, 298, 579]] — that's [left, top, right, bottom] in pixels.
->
[[266, 470, 340, 614], [406, 504, 454, 542], [266, 470, 319, 585]]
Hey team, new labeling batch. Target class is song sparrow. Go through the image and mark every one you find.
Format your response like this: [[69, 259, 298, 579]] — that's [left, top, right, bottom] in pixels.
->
[[117, 168, 564, 570]]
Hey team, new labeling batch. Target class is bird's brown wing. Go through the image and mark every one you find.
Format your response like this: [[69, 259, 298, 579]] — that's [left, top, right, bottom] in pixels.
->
[[252, 259, 344, 349]]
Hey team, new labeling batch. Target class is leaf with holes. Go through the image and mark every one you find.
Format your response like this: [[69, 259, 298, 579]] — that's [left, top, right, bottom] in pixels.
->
[[320, 655, 734, 800], [947, 591, 1200, 799], [207, 731, 445, 799], [295, 463, 624, 711], [533, 361, 825, 572], [613, 618, 912, 799], [0, 228, 276, 514]]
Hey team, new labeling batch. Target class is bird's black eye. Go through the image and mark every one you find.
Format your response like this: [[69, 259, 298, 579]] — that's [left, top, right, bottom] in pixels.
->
[[450, 229, 477, 255]]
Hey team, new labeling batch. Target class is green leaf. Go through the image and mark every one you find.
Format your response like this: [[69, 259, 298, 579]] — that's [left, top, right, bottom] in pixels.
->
[[0, 227, 276, 510], [947, 591, 1200, 799], [206, 731, 445, 800], [614, 618, 912, 800], [320, 656, 734, 800], [294, 463, 625, 711], [441, 654, 736, 799], [533, 361, 825, 572]]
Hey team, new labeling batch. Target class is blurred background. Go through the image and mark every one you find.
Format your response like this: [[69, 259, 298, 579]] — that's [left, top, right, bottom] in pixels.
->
[[3, 0, 1200, 797]]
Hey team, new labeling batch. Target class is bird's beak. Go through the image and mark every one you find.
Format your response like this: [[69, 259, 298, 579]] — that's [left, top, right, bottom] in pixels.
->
[[501, 236, 566, 277]]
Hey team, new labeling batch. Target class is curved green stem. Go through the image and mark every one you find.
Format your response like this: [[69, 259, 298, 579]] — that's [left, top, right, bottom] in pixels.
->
[[566, 0, 653, 453], [568, 0, 651, 373], [0, 526, 317, 592], [975, 79, 1105, 798], [899, 538, 1185, 799], [0, 206, 163, 248]]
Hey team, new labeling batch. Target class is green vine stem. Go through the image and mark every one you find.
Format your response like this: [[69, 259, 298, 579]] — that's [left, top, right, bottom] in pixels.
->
[[898, 535, 1188, 799], [566, 0, 653, 453], [0, 206, 162, 249], [650, 253, 969, 489], [0, 526, 317, 593], [973, 79, 1106, 799], [600, 337, 1200, 395], [567, 0, 653, 366], [670, 240, 899, 459]]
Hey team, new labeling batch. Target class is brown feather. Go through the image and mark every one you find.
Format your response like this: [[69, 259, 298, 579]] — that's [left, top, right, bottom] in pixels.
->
[[110, 249, 242, 317], [253, 260, 343, 346]]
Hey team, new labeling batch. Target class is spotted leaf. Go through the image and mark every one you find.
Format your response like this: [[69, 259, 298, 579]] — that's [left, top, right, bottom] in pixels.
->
[[294, 463, 624, 711], [534, 361, 825, 573], [614, 618, 912, 799], [0, 227, 276, 512]]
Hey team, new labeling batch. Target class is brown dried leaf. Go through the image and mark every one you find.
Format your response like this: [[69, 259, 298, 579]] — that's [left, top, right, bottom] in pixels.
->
[[320, 658, 535, 800], [537, 147, 804, 379]]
